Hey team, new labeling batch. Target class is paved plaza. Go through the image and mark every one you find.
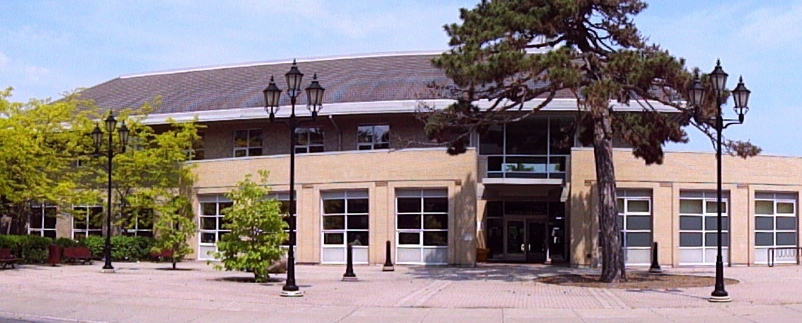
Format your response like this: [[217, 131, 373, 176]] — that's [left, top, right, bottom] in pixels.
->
[[1, 261, 801, 322]]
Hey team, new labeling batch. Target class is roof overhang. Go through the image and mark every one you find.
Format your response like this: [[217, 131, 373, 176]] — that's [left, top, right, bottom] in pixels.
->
[[140, 98, 680, 125]]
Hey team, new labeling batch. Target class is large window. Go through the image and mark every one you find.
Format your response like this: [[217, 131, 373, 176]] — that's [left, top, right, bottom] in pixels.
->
[[679, 191, 729, 265], [121, 206, 154, 237], [198, 196, 233, 260], [755, 192, 797, 264], [72, 206, 103, 239], [321, 191, 369, 264], [479, 117, 573, 179], [234, 129, 263, 157], [357, 125, 389, 150], [616, 190, 652, 265], [295, 127, 324, 153], [396, 189, 448, 264], [29, 202, 57, 238]]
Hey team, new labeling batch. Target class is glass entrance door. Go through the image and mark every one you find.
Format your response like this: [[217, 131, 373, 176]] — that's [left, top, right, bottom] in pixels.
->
[[503, 217, 548, 263]]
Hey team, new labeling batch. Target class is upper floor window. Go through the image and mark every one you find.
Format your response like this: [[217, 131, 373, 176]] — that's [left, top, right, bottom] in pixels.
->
[[29, 202, 57, 238], [479, 117, 573, 179], [190, 132, 205, 160], [357, 125, 390, 150], [295, 127, 324, 153], [234, 129, 263, 157]]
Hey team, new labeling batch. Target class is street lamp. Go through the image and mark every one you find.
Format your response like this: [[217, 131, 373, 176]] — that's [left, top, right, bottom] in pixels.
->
[[687, 60, 751, 303], [263, 59, 325, 297], [91, 111, 129, 273]]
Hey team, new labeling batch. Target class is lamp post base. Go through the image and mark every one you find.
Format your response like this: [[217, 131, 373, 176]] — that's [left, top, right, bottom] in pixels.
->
[[280, 290, 304, 297], [708, 295, 732, 303], [100, 268, 116, 273]]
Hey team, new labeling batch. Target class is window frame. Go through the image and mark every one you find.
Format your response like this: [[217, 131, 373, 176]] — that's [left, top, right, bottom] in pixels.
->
[[614, 190, 653, 265], [678, 191, 730, 265], [198, 196, 233, 260], [295, 127, 324, 154], [395, 189, 449, 265], [233, 129, 263, 157], [71, 205, 104, 239], [29, 202, 57, 238], [320, 190, 369, 264], [754, 192, 798, 264], [357, 125, 390, 150]]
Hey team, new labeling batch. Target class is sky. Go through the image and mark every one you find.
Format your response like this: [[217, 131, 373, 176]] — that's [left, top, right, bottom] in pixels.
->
[[1, 0, 799, 156]]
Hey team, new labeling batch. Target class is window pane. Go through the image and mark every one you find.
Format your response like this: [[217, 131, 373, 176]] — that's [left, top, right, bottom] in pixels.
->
[[423, 198, 448, 213], [219, 202, 233, 214], [347, 232, 368, 245], [357, 126, 373, 143], [755, 216, 774, 230], [201, 203, 217, 215], [705, 216, 729, 231], [778, 202, 795, 214], [234, 130, 248, 147], [309, 128, 324, 144], [777, 217, 797, 230], [234, 149, 247, 157], [44, 230, 56, 238], [397, 215, 421, 229], [30, 211, 43, 228], [423, 231, 448, 246], [680, 200, 703, 214], [43, 213, 57, 228], [549, 118, 573, 154], [375, 125, 389, 144], [777, 232, 797, 246], [248, 148, 263, 156], [248, 129, 262, 146], [309, 146, 324, 153], [627, 200, 650, 213], [201, 232, 216, 243], [479, 125, 503, 155], [755, 232, 774, 246], [505, 119, 547, 155], [323, 216, 345, 230], [200, 217, 216, 230], [680, 233, 702, 247], [348, 215, 369, 230], [705, 232, 729, 247], [680, 216, 702, 230], [397, 198, 421, 213], [348, 199, 369, 214], [625, 232, 651, 247], [323, 233, 344, 245], [706, 201, 727, 214], [295, 128, 308, 145], [626, 216, 651, 230], [398, 232, 419, 245], [756, 201, 774, 214], [616, 199, 624, 214], [323, 199, 345, 214], [423, 215, 448, 229]]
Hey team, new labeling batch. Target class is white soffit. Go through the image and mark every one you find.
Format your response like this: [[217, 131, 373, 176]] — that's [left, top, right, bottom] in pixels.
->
[[141, 98, 678, 125]]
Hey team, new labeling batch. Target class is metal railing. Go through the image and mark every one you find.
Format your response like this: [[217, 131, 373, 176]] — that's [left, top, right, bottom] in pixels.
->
[[767, 247, 802, 267], [485, 154, 569, 179]]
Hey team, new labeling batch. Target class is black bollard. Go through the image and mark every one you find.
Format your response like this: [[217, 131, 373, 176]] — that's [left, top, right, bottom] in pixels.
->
[[383, 240, 394, 272], [342, 243, 357, 281], [649, 241, 662, 273]]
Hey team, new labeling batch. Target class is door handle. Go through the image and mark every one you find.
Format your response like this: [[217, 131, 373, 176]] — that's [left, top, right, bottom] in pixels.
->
[[520, 244, 525, 252], [528, 244, 531, 251]]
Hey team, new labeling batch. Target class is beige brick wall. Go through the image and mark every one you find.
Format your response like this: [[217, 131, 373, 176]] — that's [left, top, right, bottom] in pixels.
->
[[570, 148, 802, 267], [189, 148, 478, 265]]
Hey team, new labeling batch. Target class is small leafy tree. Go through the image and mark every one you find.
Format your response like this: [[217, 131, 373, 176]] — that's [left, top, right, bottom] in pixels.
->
[[152, 195, 196, 269], [210, 171, 288, 282]]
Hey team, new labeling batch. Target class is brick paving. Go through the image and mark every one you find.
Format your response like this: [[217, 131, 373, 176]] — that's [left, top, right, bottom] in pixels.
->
[[1, 261, 801, 322]]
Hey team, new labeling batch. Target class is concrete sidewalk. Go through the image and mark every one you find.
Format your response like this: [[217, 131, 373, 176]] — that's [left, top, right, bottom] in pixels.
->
[[1, 261, 801, 322]]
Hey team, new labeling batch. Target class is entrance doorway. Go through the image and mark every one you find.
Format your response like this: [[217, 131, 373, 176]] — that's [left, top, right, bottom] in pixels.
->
[[503, 217, 548, 263]]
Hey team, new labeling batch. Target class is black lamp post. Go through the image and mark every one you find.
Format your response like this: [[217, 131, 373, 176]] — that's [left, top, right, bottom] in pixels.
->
[[91, 111, 129, 273], [688, 60, 751, 303], [263, 59, 325, 297]]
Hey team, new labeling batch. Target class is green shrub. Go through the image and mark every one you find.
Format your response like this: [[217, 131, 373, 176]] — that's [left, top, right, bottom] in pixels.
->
[[110, 235, 155, 261], [0, 235, 52, 264], [53, 237, 80, 248], [79, 236, 105, 258]]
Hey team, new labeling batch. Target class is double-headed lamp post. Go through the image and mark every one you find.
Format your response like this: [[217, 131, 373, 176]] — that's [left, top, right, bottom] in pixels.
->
[[91, 111, 129, 273], [263, 60, 325, 297], [688, 60, 751, 303]]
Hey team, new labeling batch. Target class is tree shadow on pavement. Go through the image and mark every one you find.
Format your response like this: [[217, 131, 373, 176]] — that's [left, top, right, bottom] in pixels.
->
[[403, 263, 597, 282]]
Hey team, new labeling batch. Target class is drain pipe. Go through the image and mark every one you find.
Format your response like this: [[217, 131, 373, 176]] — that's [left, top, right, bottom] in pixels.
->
[[329, 115, 342, 151]]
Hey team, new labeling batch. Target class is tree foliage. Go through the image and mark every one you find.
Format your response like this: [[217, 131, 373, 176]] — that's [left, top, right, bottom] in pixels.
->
[[424, 0, 759, 282], [210, 171, 288, 283], [152, 195, 197, 269]]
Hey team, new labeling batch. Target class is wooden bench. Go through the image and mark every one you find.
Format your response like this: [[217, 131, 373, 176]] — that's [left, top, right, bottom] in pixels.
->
[[150, 249, 174, 262], [0, 248, 19, 269], [63, 247, 92, 265]]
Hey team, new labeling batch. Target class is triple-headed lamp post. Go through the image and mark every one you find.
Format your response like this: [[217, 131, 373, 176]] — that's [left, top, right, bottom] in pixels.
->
[[262, 60, 325, 297], [91, 111, 129, 273], [687, 60, 751, 302]]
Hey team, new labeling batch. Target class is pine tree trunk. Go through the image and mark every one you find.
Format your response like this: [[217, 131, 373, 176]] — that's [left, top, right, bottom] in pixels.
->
[[592, 111, 626, 283]]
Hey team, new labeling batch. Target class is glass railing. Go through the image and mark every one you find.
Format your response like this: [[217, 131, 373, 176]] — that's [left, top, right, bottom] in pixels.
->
[[485, 155, 568, 179]]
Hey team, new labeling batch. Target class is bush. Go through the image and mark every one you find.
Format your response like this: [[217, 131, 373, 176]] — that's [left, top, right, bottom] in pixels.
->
[[0, 235, 52, 264], [53, 237, 80, 248], [79, 236, 105, 258]]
